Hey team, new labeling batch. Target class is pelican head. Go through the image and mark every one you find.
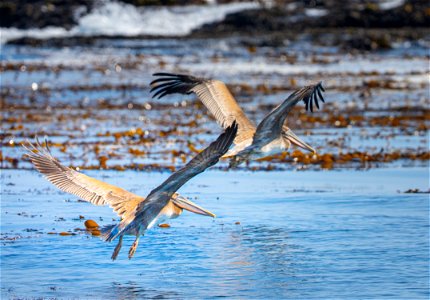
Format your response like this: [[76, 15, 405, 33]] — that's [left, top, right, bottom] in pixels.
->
[[282, 127, 316, 154]]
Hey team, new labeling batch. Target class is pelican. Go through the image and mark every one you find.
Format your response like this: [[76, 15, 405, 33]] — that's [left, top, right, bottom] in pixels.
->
[[23, 122, 237, 260], [150, 73, 325, 166]]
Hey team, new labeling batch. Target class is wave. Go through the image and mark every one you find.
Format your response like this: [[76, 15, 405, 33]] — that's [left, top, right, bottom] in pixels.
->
[[1, 1, 259, 44], [1, 27, 71, 44]]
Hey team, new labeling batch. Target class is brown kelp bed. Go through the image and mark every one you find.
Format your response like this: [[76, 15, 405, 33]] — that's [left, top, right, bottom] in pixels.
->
[[1, 40, 429, 300], [2, 96, 428, 171], [1, 39, 429, 172]]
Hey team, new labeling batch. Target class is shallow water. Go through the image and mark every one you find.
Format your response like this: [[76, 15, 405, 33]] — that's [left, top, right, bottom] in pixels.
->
[[1, 5, 429, 298], [2, 37, 429, 171], [1, 168, 428, 299]]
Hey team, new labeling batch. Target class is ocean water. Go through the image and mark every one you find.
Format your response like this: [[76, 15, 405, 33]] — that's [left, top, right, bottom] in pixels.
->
[[1, 2, 429, 298], [1, 168, 428, 299]]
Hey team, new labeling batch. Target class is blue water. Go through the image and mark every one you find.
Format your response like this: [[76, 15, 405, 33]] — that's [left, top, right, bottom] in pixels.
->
[[1, 168, 428, 299]]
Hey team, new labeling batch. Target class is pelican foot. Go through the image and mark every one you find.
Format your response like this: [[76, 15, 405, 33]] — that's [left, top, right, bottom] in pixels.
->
[[229, 156, 245, 168], [128, 237, 140, 260]]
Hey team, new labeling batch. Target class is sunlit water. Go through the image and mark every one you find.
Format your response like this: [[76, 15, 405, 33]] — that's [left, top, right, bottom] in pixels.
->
[[1, 168, 428, 299], [1, 8, 429, 298]]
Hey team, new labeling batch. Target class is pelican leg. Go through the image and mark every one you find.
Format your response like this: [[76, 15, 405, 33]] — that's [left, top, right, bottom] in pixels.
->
[[111, 235, 123, 261], [128, 235, 141, 259], [229, 156, 240, 168], [229, 155, 246, 168]]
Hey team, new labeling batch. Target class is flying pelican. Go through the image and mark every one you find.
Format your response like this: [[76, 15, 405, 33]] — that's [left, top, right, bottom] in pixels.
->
[[150, 73, 325, 166], [23, 122, 237, 260]]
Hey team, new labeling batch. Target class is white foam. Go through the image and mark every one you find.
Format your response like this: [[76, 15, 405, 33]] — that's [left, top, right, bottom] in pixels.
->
[[75, 1, 146, 36], [0, 26, 70, 44], [0, 1, 259, 44], [378, 0, 404, 10], [305, 8, 328, 17], [77, 1, 258, 36]]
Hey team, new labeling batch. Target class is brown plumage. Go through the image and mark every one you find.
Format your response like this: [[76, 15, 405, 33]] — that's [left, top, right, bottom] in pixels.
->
[[150, 73, 325, 165], [152, 74, 255, 145], [23, 135, 227, 260], [103, 122, 238, 254]]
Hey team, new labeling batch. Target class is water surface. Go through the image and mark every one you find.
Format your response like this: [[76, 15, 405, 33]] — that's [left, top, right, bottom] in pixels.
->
[[1, 168, 428, 299]]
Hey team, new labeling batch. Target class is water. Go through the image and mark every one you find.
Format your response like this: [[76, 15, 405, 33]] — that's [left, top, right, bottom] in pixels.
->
[[1, 168, 428, 299], [2, 37, 428, 170], [1, 2, 429, 298]]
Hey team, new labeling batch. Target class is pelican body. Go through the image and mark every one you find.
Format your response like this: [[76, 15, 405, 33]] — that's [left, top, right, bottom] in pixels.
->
[[24, 123, 237, 260], [150, 73, 325, 167]]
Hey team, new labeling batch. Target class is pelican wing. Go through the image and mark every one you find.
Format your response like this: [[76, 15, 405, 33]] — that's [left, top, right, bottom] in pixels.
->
[[253, 82, 325, 144], [106, 123, 238, 241], [151, 122, 237, 195], [151, 73, 255, 144], [23, 140, 144, 220]]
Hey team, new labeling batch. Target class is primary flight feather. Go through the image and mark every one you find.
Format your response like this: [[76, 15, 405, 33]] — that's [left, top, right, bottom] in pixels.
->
[[151, 73, 325, 166]]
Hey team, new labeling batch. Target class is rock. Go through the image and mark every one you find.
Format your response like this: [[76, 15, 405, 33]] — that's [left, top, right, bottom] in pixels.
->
[[0, 0, 93, 29], [59, 232, 74, 236], [121, 0, 206, 6], [89, 229, 101, 236], [196, 0, 429, 36], [84, 219, 99, 229]]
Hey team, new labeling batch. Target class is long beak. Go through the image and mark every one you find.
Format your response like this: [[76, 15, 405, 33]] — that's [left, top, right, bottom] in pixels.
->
[[283, 129, 316, 154], [172, 196, 216, 218]]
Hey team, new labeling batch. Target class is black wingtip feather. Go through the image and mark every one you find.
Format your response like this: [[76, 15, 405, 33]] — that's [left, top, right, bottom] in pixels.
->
[[157, 90, 173, 99], [317, 88, 325, 103], [150, 73, 205, 100], [150, 77, 180, 86], [314, 92, 320, 110], [309, 94, 314, 112], [303, 82, 325, 113], [152, 72, 185, 77]]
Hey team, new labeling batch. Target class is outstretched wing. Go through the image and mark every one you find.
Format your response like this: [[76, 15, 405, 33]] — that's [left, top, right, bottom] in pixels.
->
[[150, 73, 255, 144], [253, 82, 325, 145], [106, 123, 238, 241], [151, 121, 238, 195], [23, 139, 144, 220]]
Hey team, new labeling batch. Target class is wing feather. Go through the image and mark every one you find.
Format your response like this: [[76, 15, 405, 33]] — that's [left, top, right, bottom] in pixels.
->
[[254, 82, 325, 144], [23, 139, 144, 220], [147, 121, 238, 203], [151, 73, 255, 144], [106, 123, 238, 241]]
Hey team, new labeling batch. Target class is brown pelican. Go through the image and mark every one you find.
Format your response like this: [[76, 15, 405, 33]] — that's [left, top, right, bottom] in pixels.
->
[[23, 122, 237, 260], [150, 73, 325, 167]]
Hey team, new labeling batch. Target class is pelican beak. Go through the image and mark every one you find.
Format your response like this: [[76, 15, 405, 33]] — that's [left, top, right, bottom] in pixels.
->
[[283, 129, 316, 154], [172, 196, 216, 218]]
